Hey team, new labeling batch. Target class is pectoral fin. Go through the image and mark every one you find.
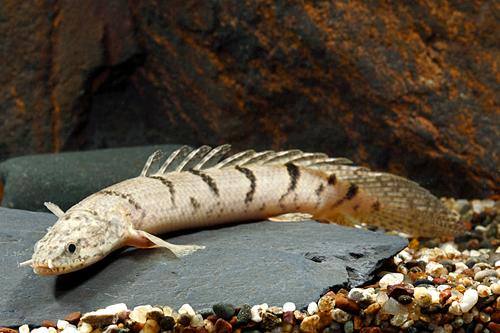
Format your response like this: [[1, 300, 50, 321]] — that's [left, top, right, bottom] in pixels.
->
[[126, 229, 205, 257]]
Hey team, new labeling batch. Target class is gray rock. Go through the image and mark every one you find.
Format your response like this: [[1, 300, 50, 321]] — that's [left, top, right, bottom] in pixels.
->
[[0, 145, 183, 212], [0, 207, 407, 326]]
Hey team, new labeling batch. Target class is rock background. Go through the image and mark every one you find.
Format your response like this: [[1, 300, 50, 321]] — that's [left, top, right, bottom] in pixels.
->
[[1, 0, 498, 198]]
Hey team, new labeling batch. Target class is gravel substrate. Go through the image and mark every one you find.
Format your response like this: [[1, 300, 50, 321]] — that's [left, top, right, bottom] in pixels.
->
[[2, 199, 498, 333]]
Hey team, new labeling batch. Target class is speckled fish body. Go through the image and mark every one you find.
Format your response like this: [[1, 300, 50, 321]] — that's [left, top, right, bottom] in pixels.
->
[[23, 145, 463, 275]]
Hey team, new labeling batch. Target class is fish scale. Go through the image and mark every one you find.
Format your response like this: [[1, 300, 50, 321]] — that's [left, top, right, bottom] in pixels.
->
[[21, 144, 464, 276]]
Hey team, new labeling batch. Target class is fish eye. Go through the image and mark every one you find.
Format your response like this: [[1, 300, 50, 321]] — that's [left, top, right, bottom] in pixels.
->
[[67, 243, 77, 254]]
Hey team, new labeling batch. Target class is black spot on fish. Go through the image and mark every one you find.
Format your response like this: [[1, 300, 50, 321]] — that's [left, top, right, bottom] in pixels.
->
[[149, 175, 176, 206], [353, 203, 360, 211], [190, 197, 200, 210], [345, 183, 358, 200], [315, 183, 325, 196], [327, 174, 337, 185], [189, 170, 219, 196], [235, 166, 256, 204], [372, 200, 381, 212]]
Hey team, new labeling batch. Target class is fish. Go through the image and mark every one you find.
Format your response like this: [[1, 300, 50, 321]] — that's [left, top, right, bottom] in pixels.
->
[[20, 145, 463, 275]]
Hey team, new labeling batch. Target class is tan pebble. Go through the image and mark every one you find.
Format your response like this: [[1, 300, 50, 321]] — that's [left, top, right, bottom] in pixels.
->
[[77, 322, 93, 333], [359, 327, 382, 333], [364, 303, 381, 315], [203, 319, 215, 333], [479, 312, 491, 323], [47, 329, 56, 333], [318, 292, 336, 312], [191, 314, 204, 328], [390, 313, 408, 327], [491, 282, 500, 295], [448, 301, 463, 316], [414, 287, 432, 307], [140, 319, 159, 333], [299, 314, 320, 333], [379, 273, 404, 289], [0, 328, 18, 333], [293, 310, 306, 321], [353, 315, 363, 330], [64, 312, 82, 325], [178, 304, 196, 318], [335, 293, 360, 313], [317, 310, 333, 328]]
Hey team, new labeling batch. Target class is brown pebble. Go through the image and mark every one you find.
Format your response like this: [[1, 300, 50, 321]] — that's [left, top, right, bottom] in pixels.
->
[[335, 293, 360, 313], [488, 322, 500, 333], [353, 315, 363, 330], [387, 284, 414, 299], [433, 277, 447, 285], [283, 311, 295, 325], [229, 316, 237, 326], [195, 328, 208, 333], [214, 318, 232, 333], [440, 289, 452, 304], [462, 268, 475, 277], [41, 320, 56, 328], [492, 311, 500, 323], [64, 311, 81, 325], [364, 303, 381, 315], [0, 328, 17, 333], [360, 328, 383, 333], [206, 314, 218, 324]]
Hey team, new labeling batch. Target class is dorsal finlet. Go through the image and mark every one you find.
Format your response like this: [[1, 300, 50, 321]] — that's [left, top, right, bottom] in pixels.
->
[[44, 202, 65, 218], [140, 150, 164, 176]]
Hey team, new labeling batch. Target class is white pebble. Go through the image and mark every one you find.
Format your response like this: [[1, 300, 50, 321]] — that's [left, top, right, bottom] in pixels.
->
[[495, 260, 500, 267], [178, 304, 195, 318], [31, 328, 48, 333], [77, 322, 93, 333], [57, 320, 70, 330], [474, 269, 497, 281], [379, 273, 404, 289], [381, 297, 409, 315], [448, 301, 462, 315], [283, 302, 296, 312], [130, 305, 154, 324], [414, 287, 432, 307], [348, 287, 376, 304], [454, 262, 468, 274], [19, 325, 30, 333], [440, 242, 461, 258], [459, 289, 478, 313], [428, 288, 441, 304], [191, 314, 204, 328], [251, 305, 263, 322], [477, 285, 492, 297], [47, 328, 57, 333], [105, 303, 128, 313], [331, 308, 351, 323], [491, 282, 500, 294], [426, 262, 448, 277], [307, 302, 318, 315], [61, 326, 78, 333]]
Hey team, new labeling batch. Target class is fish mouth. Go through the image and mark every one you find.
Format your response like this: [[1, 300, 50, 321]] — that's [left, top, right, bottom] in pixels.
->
[[32, 262, 61, 275]]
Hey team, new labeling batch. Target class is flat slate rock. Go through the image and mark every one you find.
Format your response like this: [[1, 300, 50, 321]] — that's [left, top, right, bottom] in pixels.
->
[[0, 207, 407, 327], [0, 145, 183, 212]]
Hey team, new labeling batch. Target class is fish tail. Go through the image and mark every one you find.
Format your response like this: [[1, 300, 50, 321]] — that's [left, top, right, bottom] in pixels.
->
[[312, 168, 463, 238]]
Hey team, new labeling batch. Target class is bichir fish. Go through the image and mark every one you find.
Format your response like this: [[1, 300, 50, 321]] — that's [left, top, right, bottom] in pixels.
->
[[20, 145, 463, 275]]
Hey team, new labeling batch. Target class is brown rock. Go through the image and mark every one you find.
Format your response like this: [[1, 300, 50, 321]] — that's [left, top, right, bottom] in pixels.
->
[[64, 311, 82, 325], [214, 318, 232, 333], [364, 303, 381, 315], [335, 293, 360, 313], [0, 0, 497, 198], [0, 328, 17, 333], [360, 328, 383, 333], [492, 311, 500, 324], [41, 320, 56, 328], [488, 322, 500, 333], [387, 284, 414, 299]]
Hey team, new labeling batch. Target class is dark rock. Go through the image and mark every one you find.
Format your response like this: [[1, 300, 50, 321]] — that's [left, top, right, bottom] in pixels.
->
[[0, 0, 498, 198], [236, 304, 252, 325], [212, 304, 235, 321], [0, 207, 407, 326], [160, 316, 176, 331], [0, 145, 183, 211]]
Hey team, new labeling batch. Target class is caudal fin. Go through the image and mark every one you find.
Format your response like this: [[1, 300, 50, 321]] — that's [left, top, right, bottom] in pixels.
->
[[311, 165, 463, 238]]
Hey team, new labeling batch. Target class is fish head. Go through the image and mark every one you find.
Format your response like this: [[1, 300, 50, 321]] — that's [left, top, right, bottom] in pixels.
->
[[30, 210, 127, 275]]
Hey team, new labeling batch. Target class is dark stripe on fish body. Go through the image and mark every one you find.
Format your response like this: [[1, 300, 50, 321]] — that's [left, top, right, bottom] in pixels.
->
[[189, 170, 219, 196], [371, 200, 381, 212], [285, 163, 300, 192], [345, 183, 358, 200], [235, 165, 256, 204], [149, 175, 176, 206], [327, 174, 337, 185], [99, 189, 142, 211], [190, 197, 200, 210]]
